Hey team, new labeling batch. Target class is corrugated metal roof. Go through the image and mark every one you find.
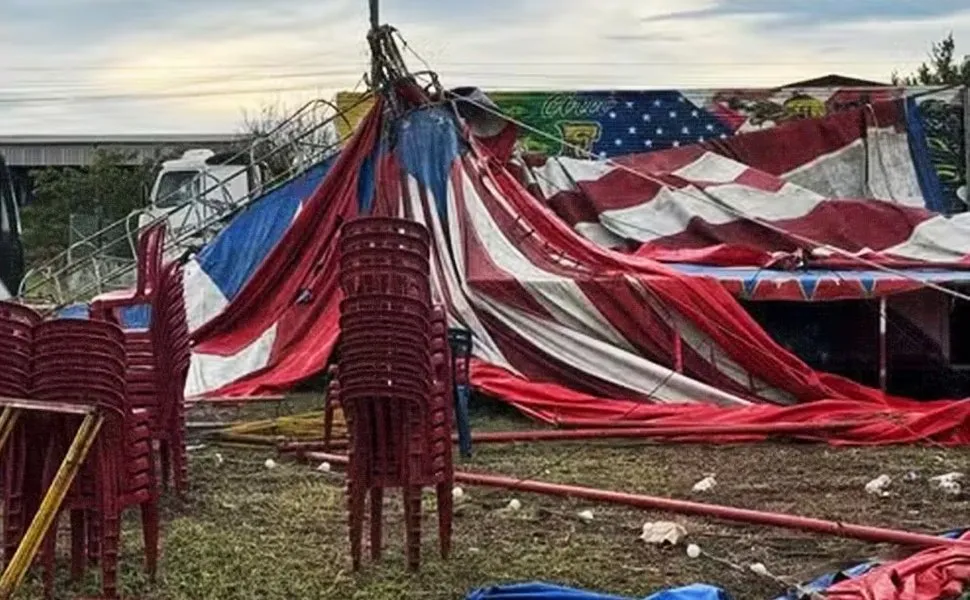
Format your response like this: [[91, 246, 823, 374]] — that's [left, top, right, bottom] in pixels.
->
[[0, 134, 249, 167]]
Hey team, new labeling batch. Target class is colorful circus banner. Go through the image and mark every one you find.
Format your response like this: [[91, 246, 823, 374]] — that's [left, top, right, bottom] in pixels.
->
[[334, 86, 966, 212]]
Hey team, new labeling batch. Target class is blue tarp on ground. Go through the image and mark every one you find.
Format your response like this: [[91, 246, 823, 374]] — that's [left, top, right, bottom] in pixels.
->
[[465, 583, 730, 600]]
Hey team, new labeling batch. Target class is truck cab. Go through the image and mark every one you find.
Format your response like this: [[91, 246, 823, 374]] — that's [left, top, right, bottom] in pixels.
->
[[0, 155, 24, 298], [136, 149, 264, 255]]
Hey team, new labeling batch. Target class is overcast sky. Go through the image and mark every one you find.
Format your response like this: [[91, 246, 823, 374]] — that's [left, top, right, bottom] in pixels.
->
[[1, 0, 967, 135]]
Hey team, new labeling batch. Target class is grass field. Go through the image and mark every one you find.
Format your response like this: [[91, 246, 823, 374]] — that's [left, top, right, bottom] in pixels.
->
[[16, 396, 970, 599]]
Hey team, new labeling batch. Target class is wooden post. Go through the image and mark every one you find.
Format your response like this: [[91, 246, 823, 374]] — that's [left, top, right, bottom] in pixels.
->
[[878, 296, 888, 393], [0, 407, 19, 451]]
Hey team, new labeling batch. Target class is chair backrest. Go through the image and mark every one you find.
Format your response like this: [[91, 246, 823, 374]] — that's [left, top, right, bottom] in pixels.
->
[[135, 221, 167, 298], [0, 300, 39, 397]]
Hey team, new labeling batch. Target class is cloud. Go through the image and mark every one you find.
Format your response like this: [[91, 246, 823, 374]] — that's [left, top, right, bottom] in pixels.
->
[[646, 0, 970, 27], [0, 0, 964, 134]]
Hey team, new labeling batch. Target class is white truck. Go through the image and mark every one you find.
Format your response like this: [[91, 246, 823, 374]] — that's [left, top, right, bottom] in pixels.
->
[[134, 148, 265, 257]]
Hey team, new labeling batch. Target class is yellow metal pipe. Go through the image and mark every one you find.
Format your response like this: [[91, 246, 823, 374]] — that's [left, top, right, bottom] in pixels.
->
[[0, 408, 20, 452], [0, 412, 104, 599]]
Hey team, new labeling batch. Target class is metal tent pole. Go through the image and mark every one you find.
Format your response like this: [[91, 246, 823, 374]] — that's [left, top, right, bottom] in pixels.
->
[[307, 452, 970, 552], [879, 296, 888, 392]]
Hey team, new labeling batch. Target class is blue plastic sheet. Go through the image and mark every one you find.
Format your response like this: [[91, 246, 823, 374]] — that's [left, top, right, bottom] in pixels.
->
[[465, 582, 729, 600]]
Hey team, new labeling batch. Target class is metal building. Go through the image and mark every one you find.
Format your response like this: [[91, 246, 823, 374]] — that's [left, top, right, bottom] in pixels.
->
[[0, 134, 248, 204]]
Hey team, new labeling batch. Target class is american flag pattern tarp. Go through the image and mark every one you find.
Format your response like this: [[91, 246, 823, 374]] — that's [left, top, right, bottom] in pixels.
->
[[185, 93, 970, 445], [530, 99, 970, 272]]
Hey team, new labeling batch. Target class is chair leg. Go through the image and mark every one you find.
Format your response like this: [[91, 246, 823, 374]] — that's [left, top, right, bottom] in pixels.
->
[[70, 509, 87, 583], [3, 427, 26, 566], [323, 399, 336, 452], [140, 500, 159, 581], [39, 428, 62, 600], [172, 428, 188, 500], [159, 441, 172, 492], [435, 480, 453, 559], [347, 476, 366, 572], [98, 449, 120, 599], [41, 524, 58, 600], [368, 487, 383, 561], [87, 509, 101, 566], [403, 485, 422, 572]]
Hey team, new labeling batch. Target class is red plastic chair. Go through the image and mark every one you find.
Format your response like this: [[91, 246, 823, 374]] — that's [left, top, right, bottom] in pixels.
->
[[336, 217, 453, 572], [149, 261, 190, 496], [90, 223, 190, 497], [89, 221, 166, 324], [0, 301, 40, 565], [31, 319, 159, 600]]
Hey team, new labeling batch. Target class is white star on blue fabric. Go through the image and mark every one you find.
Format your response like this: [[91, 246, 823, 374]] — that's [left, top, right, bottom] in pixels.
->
[[669, 111, 677, 119], [609, 111, 616, 119], [615, 139, 623, 146], [672, 141, 680, 147], [642, 114, 652, 122], [706, 124, 715, 131], [656, 127, 664, 135], [681, 126, 690, 134], [628, 126, 637, 134], [644, 139, 653, 147], [625, 101, 634, 108], [653, 99, 662, 107]]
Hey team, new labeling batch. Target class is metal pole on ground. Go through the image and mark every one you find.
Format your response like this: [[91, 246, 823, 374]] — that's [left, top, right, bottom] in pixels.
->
[[305, 451, 970, 552]]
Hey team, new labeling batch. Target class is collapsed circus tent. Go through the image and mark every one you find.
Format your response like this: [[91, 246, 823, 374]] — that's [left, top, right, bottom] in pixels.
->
[[184, 71, 970, 444]]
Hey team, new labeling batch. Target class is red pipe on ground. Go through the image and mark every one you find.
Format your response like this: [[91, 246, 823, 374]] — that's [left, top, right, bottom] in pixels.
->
[[467, 421, 864, 441], [305, 451, 970, 551], [553, 418, 875, 431]]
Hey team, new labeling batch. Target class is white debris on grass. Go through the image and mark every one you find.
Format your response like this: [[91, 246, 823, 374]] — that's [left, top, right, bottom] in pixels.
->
[[639, 521, 687, 545], [864, 474, 891, 496], [264, 458, 278, 470], [507, 498, 522, 511], [686, 544, 701, 559], [929, 472, 963, 496], [451, 486, 465, 501], [577, 509, 594, 523], [316, 461, 332, 473], [691, 475, 717, 493]]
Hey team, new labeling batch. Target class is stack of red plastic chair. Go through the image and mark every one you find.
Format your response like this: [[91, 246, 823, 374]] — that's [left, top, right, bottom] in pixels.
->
[[0, 301, 41, 565], [148, 260, 190, 496], [337, 216, 454, 571], [90, 221, 189, 497], [32, 319, 159, 599]]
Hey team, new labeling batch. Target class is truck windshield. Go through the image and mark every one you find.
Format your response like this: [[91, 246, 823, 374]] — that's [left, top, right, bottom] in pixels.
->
[[155, 171, 199, 208]]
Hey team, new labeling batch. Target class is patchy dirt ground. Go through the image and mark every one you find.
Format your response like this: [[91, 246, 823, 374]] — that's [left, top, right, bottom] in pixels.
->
[[18, 397, 970, 599]]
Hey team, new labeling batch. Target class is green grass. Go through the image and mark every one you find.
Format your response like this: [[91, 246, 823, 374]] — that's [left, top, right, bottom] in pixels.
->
[[16, 398, 970, 599]]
